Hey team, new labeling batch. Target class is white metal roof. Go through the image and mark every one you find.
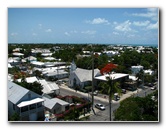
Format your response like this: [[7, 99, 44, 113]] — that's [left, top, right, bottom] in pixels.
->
[[8, 81, 29, 104], [17, 76, 39, 83], [26, 76, 39, 83], [44, 57, 56, 61], [41, 53, 52, 57], [31, 61, 45, 66], [8, 58, 18, 63], [74, 68, 100, 82], [8, 63, 13, 68], [46, 70, 68, 77], [17, 98, 44, 108], [51, 98, 69, 106], [95, 73, 129, 81], [43, 97, 69, 109], [13, 52, 24, 56], [129, 75, 138, 81], [39, 80, 59, 94], [131, 65, 143, 69]]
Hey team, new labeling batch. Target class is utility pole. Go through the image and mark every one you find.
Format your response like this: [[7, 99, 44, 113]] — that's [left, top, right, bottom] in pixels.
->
[[57, 62, 60, 95], [110, 78, 112, 121], [109, 76, 113, 121], [91, 45, 95, 115]]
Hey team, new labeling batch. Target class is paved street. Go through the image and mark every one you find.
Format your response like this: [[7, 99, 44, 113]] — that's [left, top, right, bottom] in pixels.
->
[[59, 83, 158, 121]]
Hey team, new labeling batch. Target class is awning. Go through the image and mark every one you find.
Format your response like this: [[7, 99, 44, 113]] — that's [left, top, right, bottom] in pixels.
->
[[17, 98, 44, 108]]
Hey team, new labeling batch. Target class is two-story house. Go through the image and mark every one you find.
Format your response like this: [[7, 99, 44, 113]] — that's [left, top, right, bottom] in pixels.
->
[[8, 81, 45, 121]]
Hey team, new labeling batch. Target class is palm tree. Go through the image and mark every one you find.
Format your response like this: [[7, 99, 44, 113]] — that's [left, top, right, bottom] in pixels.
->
[[99, 76, 121, 121]]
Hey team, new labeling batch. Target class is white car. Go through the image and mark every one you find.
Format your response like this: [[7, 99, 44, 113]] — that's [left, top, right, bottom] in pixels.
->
[[95, 103, 105, 110], [151, 86, 156, 90]]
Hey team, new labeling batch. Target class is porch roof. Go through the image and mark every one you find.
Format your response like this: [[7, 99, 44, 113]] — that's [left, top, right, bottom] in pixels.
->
[[17, 98, 44, 108]]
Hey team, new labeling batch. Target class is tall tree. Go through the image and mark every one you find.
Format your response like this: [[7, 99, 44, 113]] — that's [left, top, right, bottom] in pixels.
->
[[99, 76, 120, 121]]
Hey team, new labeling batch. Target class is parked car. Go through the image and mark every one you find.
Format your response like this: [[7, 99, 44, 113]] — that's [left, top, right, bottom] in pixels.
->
[[151, 86, 156, 90], [95, 103, 105, 110], [90, 90, 98, 96], [121, 89, 126, 94], [114, 93, 120, 101], [147, 83, 153, 87]]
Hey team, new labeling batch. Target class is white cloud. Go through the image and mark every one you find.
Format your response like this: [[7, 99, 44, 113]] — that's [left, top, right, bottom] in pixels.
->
[[81, 30, 96, 35], [132, 8, 158, 21], [147, 22, 158, 29], [64, 30, 78, 36], [45, 29, 52, 32], [115, 20, 132, 32], [38, 24, 42, 29], [147, 8, 158, 13], [11, 32, 18, 36], [32, 33, 37, 36], [127, 34, 135, 38], [64, 32, 70, 36], [113, 21, 118, 25], [38, 24, 42, 27], [86, 18, 110, 25], [133, 20, 150, 26], [113, 32, 119, 35], [70, 30, 78, 33]]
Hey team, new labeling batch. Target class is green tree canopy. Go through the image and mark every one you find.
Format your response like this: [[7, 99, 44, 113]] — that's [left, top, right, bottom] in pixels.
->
[[114, 91, 158, 121], [15, 80, 43, 95]]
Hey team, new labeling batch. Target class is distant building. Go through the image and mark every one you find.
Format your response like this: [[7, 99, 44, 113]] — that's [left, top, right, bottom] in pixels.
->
[[31, 48, 51, 56], [144, 69, 155, 75], [13, 48, 23, 52], [31, 61, 45, 68], [44, 57, 56, 61], [17, 76, 39, 83], [44, 69, 68, 80], [103, 50, 119, 57], [131, 65, 144, 75], [12, 52, 24, 57], [24, 56, 37, 62], [8, 57, 21, 66]]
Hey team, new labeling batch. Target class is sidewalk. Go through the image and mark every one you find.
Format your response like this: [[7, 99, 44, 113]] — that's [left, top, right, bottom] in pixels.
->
[[112, 88, 142, 103], [60, 84, 142, 104], [79, 111, 93, 120]]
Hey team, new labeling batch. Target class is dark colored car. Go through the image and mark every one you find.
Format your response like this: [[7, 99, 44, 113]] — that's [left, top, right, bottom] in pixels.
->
[[121, 89, 126, 94]]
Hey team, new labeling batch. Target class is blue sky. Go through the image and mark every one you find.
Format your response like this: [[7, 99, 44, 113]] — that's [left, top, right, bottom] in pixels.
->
[[8, 8, 159, 45]]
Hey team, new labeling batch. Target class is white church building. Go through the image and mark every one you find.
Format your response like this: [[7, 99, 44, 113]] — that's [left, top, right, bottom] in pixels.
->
[[69, 61, 101, 89]]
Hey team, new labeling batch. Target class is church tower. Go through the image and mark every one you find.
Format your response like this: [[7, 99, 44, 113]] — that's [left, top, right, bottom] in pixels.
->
[[70, 60, 77, 73]]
